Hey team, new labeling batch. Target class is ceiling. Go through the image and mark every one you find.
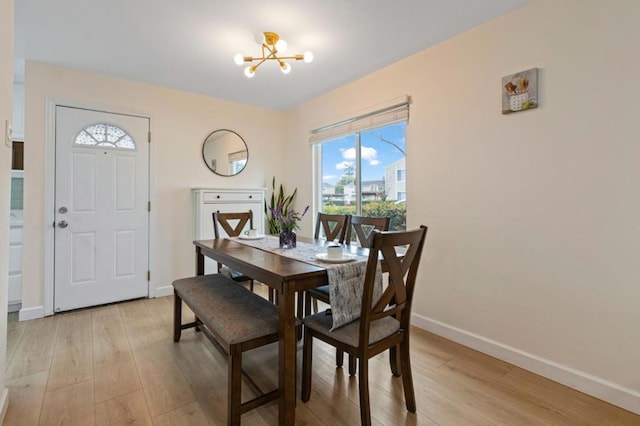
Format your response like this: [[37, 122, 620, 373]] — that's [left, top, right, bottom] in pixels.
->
[[14, 0, 532, 111]]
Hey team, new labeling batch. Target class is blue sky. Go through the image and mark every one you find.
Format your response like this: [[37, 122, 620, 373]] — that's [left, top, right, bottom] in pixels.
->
[[321, 122, 406, 184]]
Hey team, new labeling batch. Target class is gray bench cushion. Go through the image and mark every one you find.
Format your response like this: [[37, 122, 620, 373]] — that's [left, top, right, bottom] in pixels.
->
[[173, 274, 278, 345]]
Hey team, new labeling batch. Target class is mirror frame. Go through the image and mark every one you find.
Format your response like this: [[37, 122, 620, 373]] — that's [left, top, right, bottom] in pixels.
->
[[201, 129, 249, 177]]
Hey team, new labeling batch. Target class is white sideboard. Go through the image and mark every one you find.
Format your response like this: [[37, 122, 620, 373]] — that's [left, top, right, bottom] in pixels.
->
[[193, 187, 266, 274]]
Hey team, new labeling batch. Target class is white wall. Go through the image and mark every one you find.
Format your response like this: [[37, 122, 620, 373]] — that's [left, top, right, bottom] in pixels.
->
[[285, 0, 640, 413], [0, 0, 14, 419], [22, 62, 286, 311]]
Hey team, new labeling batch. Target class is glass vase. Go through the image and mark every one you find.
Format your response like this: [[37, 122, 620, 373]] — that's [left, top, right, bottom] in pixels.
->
[[279, 230, 296, 249]]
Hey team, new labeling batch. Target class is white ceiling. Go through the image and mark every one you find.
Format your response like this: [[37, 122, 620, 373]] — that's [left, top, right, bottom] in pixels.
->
[[14, 0, 532, 111]]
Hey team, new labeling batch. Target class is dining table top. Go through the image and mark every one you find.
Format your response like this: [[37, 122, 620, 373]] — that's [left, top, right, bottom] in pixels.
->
[[194, 236, 369, 294]]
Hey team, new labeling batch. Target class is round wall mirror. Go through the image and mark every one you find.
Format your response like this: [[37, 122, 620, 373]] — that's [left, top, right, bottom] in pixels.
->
[[202, 129, 248, 176]]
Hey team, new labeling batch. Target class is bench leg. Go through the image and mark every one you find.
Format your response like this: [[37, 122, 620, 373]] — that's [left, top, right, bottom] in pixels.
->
[[173, 291, 182, 342], [228, 346, 242, 426]]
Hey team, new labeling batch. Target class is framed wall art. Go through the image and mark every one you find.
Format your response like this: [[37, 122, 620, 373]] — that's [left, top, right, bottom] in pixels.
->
[[502, 68, 538, 114]]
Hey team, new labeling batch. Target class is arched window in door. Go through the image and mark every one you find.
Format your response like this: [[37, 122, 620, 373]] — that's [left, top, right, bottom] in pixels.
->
[[74, 123, 136, 149]]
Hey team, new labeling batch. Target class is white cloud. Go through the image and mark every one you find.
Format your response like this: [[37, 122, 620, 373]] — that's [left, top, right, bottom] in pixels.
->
[[323, 174, 337, 182], [341, 146, 380, 165], [361, 146, 378, 163], [341, 147, 356, 160]]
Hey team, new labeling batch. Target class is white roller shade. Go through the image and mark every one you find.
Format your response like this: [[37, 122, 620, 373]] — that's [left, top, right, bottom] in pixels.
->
[[309, 97, 410, 144]]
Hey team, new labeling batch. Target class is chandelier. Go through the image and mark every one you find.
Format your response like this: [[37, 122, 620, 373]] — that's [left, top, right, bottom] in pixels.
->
[[234, 32, 314, 78]]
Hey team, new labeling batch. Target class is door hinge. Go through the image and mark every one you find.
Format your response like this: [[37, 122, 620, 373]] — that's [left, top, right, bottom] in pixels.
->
[[147, 201, 151, 212], [148, 131, 151, 143], [147, 271, 151, 281]]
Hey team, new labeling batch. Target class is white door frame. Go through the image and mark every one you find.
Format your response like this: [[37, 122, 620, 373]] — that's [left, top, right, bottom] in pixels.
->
[[43, 98, 156, 316]]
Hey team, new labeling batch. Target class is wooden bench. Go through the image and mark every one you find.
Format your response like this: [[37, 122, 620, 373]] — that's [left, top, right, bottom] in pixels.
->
[[172, 274, 281, 425]]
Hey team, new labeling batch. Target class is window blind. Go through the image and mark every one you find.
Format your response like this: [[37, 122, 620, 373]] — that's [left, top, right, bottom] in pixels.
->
[[309, 97, 410, 144]]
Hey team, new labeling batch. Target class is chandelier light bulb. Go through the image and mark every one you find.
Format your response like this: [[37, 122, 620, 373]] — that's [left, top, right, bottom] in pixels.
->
[[235, 32, 312, 76], [303, 51, 314, 63], [275, 39, 287, 53], [280, 62, 291, 74]]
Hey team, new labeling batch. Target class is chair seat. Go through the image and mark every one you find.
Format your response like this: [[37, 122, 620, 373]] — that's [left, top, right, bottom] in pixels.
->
[[307, 284, 330, 304], [220, 265, 252, 282], [303, 311, 400, 348], [311, 284, 329, 296]]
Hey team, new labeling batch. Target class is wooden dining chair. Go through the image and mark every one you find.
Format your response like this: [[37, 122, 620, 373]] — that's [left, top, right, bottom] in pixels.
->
[[306, 215, 390, 372], [301, 225, 427, 426], [299, 212, 351, 333], [313, 212, 350, 243], [345, 215, 391, 247], [213, 210, 272, 300]]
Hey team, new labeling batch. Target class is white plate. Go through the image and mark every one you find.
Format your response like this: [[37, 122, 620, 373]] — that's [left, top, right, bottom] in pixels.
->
[[238, 234, 265, 240], [315, 253, 359, 263]]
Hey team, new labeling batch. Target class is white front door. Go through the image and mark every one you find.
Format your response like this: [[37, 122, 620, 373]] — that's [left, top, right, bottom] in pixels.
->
[[54, 106, 150, 312]]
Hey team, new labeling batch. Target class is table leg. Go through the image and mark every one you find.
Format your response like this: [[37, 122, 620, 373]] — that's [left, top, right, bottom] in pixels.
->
[[278, 288, 296, 426], [195, 246, 204, 275]]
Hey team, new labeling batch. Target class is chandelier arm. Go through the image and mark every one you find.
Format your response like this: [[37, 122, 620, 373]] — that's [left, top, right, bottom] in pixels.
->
[[251, 56, 270, 71], [271, 55, 305, 60], [237, 32, 311, 75]]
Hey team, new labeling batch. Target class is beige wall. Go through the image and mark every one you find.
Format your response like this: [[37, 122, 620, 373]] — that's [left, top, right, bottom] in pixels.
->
[[22, 62, 286, 309], [0, 0, 14, 418], [285, 0, 640, 410], [17, 0, 640, 413]]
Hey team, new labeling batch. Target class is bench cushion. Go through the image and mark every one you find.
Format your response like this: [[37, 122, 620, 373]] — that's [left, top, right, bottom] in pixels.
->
[[173, 274, 278, 345]]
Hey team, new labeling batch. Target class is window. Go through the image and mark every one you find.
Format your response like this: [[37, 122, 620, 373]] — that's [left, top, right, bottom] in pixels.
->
[[74, 123, 136, 150], [311, 100, 408, 231]]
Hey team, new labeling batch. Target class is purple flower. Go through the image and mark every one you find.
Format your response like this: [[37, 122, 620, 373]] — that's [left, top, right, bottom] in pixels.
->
[[269, 203, 309, 233]]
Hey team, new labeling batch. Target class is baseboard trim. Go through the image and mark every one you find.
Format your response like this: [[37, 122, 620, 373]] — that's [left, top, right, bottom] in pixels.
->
[[412, 314, 640, 415], [155, 285, 173, 298], [0, 387, 9, 424], [7, 302, 21, 314], [19, 305, 45, 321]]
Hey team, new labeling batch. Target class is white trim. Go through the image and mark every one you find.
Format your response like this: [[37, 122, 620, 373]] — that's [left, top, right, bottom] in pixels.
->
[[19, 305, 44, 321], [44, 99, 56, 316], [0, 387, 9, 424], [147, 115, 157, 298], [412, 313, 640, 415], [155, 285, 173, 298], [43, 98, 153, 313]]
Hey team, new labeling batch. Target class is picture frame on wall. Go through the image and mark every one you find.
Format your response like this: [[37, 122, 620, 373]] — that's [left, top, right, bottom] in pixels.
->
[[502, 68, 538, 114]]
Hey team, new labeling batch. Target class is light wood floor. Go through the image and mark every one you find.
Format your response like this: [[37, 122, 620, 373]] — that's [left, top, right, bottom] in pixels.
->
[[3, 286, 639, 425]]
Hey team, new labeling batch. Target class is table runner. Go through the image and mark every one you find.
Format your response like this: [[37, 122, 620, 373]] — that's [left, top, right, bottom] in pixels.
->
[[229, 235, 382, 330]]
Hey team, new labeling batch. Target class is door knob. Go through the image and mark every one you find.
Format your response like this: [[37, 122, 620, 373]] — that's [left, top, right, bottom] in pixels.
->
[[57, 220, 68, 229]]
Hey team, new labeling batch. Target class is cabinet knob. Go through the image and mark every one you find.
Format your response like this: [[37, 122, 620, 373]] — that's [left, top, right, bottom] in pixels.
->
[[248, 195, 253, 199], [216, 195, 220, 199]]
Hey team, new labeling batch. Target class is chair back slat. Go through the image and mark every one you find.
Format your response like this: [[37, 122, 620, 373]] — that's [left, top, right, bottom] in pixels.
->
[[346, 215, 390, 247], [314, 213, 349, 243], [213, 210, 254, 238], [359, 226, 427, 347]]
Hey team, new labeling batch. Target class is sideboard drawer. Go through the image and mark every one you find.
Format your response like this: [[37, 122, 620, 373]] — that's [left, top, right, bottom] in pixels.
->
[[202, 191, 263, 204]]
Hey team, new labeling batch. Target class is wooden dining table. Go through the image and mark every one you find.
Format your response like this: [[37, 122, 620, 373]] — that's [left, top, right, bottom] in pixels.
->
[[193, 236, 365, 425]]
